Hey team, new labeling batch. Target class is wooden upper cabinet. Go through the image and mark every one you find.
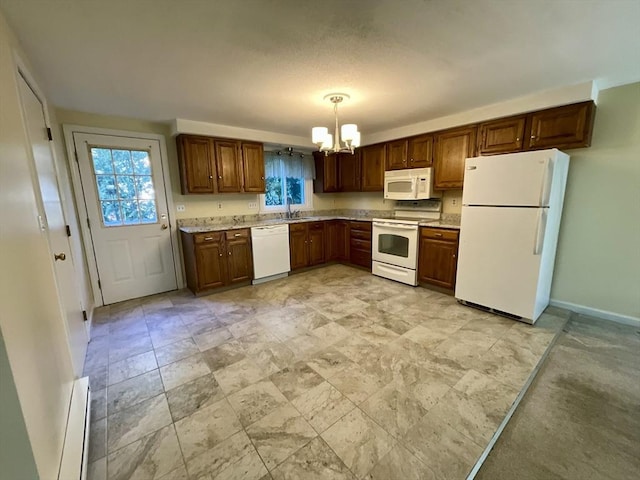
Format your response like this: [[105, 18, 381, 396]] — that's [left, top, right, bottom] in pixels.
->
[[386, 139, 408, 170], [177, 135, 216, 194], [313, 152, 339, 193], [338, 152, 361, 192], [478, 116, 526, 155], [241, 142, 265, 193], [433, 126, 477, 190], [360, 144, 386, 191], [408, 134, 433, 168], [215, 140, 243, 193], [527, 101, 595, 150]]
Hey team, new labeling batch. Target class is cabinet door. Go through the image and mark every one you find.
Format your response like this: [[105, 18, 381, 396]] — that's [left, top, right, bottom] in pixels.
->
[[177, 135, 215, 194], [326, 220, 347, 261], [433, 126, 477, 189], [385, 139, 408, 170], [478, 117, 526, 155], [308, 222, 326, 266], [408, 135, 433, 168], [338, 153, 360, 192], [360, 144, 385, 192], [527, 101, 595, 150], [289, 226, 309, 270], [418, 235, 458, 290], [215, 140, 243, 193], [226, 230, 253, 284], [241, 142, 265, 193], [313, 152, 338, 193], [195, 242, 226, 290]]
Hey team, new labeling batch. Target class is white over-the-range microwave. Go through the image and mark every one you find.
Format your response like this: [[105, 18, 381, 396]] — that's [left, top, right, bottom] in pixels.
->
[[384, 167, 437, 200]]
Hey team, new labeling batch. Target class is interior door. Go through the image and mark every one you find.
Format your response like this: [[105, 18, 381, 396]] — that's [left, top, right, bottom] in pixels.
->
[[18, 75, 88, 377], [74, 133, 177, 304]]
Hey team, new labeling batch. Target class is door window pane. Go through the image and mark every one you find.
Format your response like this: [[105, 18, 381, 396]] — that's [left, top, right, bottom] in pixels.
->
[[90, 147, 158, 227]]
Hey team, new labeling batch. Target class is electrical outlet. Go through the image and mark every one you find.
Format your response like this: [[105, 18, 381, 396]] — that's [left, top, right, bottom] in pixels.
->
[[217, 202, 223, 210], [248, 202, 258, 209], [451, 198, 457, 206], [176, 204, 186, 212]]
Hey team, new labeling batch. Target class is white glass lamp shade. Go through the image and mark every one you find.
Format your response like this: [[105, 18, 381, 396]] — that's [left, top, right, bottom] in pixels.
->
[[351, 131, 361, 148], [341, 124, 358, 142], [312, 127, 328, 145], [321, 134, 333, 151]]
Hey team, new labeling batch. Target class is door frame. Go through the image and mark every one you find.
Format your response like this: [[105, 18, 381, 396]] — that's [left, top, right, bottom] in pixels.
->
[[63, 124, 184, 307]]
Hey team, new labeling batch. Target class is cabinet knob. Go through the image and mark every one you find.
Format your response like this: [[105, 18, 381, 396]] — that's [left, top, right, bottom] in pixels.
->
[[516, 138, 520, 142], [209, 175, 213, 179], [219, 253, 223, 257], [218, 175, 222, 179], [453, 254, 457, 259], [228, 251, 232, 255], [204, 237, 213, 241], [435, 233, 443, 237], [261, 176, 265, 180], [410, 158, 414, 162]]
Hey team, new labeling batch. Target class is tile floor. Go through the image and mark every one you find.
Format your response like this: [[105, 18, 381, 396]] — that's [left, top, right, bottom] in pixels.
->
[[477, 314, 640, 479], [84, 264, 566, 480]]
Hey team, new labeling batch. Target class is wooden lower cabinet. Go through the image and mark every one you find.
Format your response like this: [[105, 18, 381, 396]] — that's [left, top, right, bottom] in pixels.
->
[[289, 222, 325, 270], [325, 220, 348, 261], [349, 221, 372, 269], [418, 227, 459, 290], [181, 229, 253, 294]]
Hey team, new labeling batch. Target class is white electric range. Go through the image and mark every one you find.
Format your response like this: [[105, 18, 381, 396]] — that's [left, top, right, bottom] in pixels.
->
[[372, 200, 441, 286]]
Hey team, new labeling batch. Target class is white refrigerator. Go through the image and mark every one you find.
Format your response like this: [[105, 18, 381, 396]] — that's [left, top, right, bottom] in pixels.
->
[[455, 149, 570, 323]]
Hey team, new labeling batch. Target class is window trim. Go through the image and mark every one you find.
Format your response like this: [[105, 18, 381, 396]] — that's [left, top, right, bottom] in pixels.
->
[[259, 177, 314, 213]]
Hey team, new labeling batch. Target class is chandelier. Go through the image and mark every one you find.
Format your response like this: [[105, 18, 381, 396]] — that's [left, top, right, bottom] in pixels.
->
[[312, 93, 360, 155]]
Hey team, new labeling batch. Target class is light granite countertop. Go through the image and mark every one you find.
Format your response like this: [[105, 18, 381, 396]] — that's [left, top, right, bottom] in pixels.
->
[[179, 216, 460, 233]]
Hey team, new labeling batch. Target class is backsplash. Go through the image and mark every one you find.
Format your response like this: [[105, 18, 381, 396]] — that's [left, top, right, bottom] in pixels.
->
[[177, 209, 394, 227]]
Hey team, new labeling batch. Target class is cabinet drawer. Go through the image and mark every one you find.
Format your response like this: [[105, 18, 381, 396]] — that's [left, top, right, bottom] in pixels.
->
[[289, 223, 307, 233], [421, 228, 459, 241], [193, 232, 223, 244], [350, 221, 372, 232], [308, 222, 325, 231], [350, 229, 371, 241], [350, 248, 372, 268], [225, 229, 250, 240], [350, 238, 371, 250]]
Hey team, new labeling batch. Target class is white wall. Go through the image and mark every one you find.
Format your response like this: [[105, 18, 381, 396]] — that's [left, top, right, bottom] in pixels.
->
[[0, 11, 75, 479], [551, 82, 640, 320]]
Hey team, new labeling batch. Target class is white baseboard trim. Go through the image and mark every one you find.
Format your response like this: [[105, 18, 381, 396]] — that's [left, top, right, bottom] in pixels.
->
[[58, 377, 90, 480], [549, 299, 640, 327]]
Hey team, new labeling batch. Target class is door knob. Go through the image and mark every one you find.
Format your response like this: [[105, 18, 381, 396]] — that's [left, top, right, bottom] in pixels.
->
[[54, 252, 66, 261], [161, 224, 168, 230]]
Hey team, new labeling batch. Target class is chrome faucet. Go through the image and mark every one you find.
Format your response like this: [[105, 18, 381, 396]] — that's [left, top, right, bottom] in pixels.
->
[[285, 196, 299, 219]]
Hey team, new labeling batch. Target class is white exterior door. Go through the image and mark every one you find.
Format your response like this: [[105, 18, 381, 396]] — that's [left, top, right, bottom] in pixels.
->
[[18, 75, 88, 377], [455, 205, 544, 321], [74, 133, 177, 305]]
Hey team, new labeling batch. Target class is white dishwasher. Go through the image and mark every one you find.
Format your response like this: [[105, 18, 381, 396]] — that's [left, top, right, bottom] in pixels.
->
[[251, 224, 291, 284]]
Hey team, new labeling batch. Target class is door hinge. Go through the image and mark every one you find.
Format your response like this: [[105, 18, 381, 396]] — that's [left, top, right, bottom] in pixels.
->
[[97, 279, 102, 290], [46, 127, 53, 141], [74, 149, 79, 163], [86, 218, 91, 229], [65, 225, 71, 237], [82, 310, 87, 321]]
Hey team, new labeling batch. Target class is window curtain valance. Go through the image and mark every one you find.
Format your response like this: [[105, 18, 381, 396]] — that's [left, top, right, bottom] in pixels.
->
[[264, 151, 315, 180]]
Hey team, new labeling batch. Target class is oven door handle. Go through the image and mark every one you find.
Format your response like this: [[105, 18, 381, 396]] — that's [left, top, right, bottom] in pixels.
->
[[373, 222, 419, 230]]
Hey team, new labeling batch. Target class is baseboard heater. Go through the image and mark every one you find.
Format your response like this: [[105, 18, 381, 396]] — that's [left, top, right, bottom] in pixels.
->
[[58, 377, 90, 480]]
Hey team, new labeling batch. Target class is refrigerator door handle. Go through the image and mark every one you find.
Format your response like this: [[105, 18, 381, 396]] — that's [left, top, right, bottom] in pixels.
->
[[538, 157, 552, 206], [533, 209, 547, 255]]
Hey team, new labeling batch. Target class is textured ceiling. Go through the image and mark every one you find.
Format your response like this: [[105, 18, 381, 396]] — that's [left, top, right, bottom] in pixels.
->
[[2, 0, 639, 140]]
